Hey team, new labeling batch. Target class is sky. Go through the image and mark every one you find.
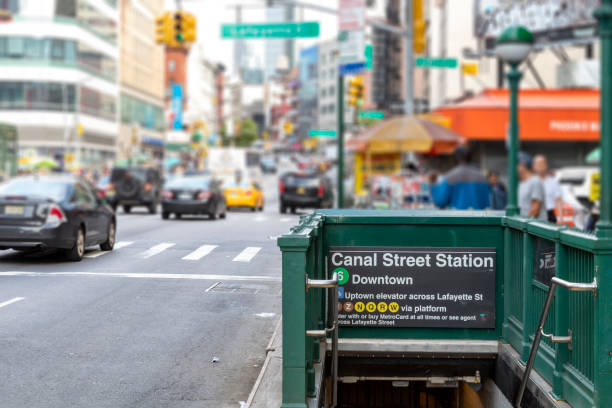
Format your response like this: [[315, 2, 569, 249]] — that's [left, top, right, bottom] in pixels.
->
[[164, 0, 385, 74]]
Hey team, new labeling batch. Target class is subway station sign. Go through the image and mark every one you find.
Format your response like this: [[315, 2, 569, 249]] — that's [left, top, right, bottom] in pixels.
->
[[329, 247, 496, 329]]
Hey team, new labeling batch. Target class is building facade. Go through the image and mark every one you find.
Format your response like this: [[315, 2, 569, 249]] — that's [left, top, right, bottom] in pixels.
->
[[0, 0, 119, 168], [119, 0, 165, 162]]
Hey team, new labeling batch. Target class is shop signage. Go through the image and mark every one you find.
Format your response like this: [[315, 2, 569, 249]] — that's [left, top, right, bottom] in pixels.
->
[[329, 246, 496, 329]]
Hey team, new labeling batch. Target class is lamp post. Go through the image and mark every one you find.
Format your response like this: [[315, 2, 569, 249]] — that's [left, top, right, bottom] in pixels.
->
[[495, 26, 533, 216], [595, 1, 612, 239]]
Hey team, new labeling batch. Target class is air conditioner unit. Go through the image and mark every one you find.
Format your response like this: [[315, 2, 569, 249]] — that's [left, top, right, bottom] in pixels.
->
[[556, 60, 599, 88]]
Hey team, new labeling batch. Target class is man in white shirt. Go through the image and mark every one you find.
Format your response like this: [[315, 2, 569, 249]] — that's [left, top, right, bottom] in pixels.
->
[[533, 155, 563, 224], [518, 153, 547, 220]]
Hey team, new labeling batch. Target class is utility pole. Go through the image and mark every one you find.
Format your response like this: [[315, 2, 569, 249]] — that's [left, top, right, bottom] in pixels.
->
[[337, 73, 344, 208], [438, 0, 446, 107], [404, 0, 414, 115]]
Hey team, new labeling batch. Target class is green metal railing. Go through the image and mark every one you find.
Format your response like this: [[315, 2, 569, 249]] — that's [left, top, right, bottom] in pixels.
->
[[278, 211, 610, 408], [503, 217, 599, 407]]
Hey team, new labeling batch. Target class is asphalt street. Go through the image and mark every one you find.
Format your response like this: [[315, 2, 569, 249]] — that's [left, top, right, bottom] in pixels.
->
[[0, 175, 296, 408]]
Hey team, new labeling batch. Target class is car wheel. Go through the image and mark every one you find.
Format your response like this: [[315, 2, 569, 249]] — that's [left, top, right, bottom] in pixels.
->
[[175, 213, 181, 219], [280, 202, 286, 214], [220, 211, 226, 219], [162, 211, 169, 220], [209, 211, 217, 220], [290, 207, 297, 214], [148, 203, 157, 215], [65, 227, 85, 262], [111, 203, 118, 212], [251, 206, 256, 212], [123, 205, 131, 213], [100, 221, 116, 251]]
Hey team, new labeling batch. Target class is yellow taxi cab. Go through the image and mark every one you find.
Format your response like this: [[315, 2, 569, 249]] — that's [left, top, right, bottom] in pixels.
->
[[224, 180, 264, 211]]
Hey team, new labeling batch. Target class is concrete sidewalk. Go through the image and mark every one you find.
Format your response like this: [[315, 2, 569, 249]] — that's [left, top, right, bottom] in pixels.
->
[[246, 318, 282, 408]]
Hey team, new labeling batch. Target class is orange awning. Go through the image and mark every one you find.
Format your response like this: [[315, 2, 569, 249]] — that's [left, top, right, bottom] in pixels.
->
[[435, 89, 600, 142]]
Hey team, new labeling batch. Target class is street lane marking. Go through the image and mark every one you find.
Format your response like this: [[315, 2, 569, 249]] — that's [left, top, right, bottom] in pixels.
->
[[0, 271, 280, 282], [182, 245, 217, 261], [0, 297, 25, 309], [84, 241, 134, 258], [280, 218, 292, 222], [254, 216, 267, 222], [233, 247, 261, 262], [205, 281, 221, 292], [115, 241, 134, 249], [138, 242, 175, 258]]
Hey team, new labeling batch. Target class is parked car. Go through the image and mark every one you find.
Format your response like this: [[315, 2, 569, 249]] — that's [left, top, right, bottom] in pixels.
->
[[224, 179, 264, 212], [161, 176, 226, 220], [109, 167, 162, 214], [279, 172, 334, 213], [556, 166, 599, 209], [260, 156, 277, 174], [0, 175, 116, 261]]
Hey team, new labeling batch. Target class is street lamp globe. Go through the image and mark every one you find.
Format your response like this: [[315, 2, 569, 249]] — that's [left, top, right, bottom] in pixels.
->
[[495, 26, 534, 64]]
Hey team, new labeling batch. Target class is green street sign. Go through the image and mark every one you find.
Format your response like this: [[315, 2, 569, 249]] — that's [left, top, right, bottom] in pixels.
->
[[365, 44, 373, 70], [359, 110, 384, 120], [221, 22, 320, 39], [309, 129, 337, 138], [415, 57, 458, 68]]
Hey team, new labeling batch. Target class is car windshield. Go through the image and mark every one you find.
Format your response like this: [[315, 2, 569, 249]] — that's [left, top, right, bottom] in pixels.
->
[[284, 174, 319, 187], [165, 177, 210, 190], [112, 168, 150, 182], [225, 180, 251, 188], [0, 179, 69, 201]]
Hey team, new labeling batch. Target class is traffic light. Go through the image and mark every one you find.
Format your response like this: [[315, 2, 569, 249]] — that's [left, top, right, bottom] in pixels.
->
[[412, 0, 426, 55], [347, 75, 364, 107], [155, 12, 173, 44], [174, 11, 184, 44], [182, 12, 197, 43]]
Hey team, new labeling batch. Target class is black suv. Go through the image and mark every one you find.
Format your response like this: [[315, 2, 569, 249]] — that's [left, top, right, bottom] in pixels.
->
[[109, 167, 162, 214], [279, 172, 334, 213]]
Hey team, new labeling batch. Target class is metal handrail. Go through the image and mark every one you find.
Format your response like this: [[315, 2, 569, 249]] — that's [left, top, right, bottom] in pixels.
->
[[515, 276, 597, 408], [305, 271, 339, 408]]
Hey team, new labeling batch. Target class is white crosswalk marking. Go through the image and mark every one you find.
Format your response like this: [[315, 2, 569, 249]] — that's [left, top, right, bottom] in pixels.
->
[[84, 241, 134, 258], [139, 243, 175, 259], [280, 218, 292, 222], [182, 245, 217, 261], [233, 246, 261, 262], [254, 216, 267, 222], [115, 241, 134, 249]]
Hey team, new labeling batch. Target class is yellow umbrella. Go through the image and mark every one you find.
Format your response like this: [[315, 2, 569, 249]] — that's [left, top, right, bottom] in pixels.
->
[[348, 115, 464, 155]]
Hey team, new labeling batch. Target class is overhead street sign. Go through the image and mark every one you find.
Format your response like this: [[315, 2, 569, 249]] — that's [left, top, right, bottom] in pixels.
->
[[359, 110, 385, 120], [416, 57, 458, 69], [221, 22, 319, 39], [309, 129, 337, 138]]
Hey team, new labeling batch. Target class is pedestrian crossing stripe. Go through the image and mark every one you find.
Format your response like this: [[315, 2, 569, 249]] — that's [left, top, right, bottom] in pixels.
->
[[138, 242, 176, 259], [233, 247, 262, 262], [84, 241, 134, 258], [182, 245, 217, 260]]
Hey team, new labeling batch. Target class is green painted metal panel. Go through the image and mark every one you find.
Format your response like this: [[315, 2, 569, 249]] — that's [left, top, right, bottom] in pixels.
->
[[221, 22, 320, 38]]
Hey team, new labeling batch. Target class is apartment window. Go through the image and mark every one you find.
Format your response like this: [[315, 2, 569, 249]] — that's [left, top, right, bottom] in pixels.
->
[[0, 81, 76, 111]]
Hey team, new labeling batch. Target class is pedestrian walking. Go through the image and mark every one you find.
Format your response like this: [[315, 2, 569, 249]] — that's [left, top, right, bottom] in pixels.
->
[[431, 145, 490, 210], [533, 155, 563, 224], [487, 171, 507, 210], [518, 152, 547, 220]]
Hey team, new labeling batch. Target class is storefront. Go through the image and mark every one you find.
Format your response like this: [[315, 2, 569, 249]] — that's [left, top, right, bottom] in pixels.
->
[[435, 89, 600, 172]]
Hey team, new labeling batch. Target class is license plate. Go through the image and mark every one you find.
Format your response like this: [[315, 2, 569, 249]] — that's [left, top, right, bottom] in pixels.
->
[[4, 205, 24, 215], [297, 187, 305, 194], [179, 193, 192, 200]]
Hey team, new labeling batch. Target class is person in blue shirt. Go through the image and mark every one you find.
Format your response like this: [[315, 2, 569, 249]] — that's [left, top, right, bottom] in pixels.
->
[[488, 170, 508, 210], [431, 145, 491, 210]]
